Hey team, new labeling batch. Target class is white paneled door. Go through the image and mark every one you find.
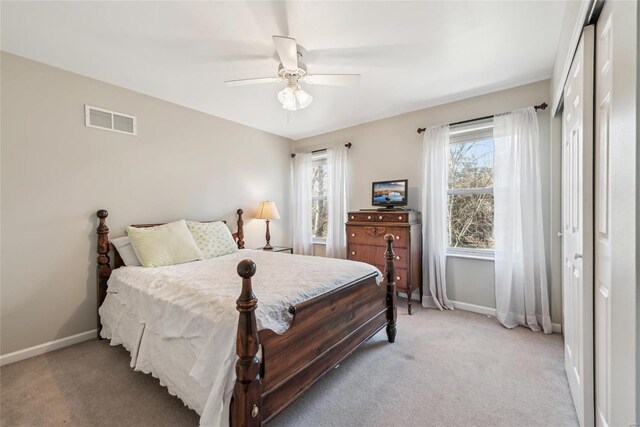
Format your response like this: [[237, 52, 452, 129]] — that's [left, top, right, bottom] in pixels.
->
[[561, 25, 594, 427], [595, 4, 612, 426]]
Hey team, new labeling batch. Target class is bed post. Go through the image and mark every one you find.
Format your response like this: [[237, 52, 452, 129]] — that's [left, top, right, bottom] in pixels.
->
[[384, 234, 397, 343], [96, 209, 111, 338], [236, 209, 245, 249], [231, 259, 262, 427]]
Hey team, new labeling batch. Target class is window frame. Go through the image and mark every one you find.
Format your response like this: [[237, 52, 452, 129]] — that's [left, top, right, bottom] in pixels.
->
[[311, 152, 328, 244], [446, 121, 495, 259]]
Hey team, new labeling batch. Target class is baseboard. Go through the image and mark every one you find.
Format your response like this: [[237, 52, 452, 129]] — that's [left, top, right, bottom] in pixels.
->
[[450, 300, 497, 316], [0, 329, 97, 367], [396, 293, 421, 302], [450, 300, 562, 334]]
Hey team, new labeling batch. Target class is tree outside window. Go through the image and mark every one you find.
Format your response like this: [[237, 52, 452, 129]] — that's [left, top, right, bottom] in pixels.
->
[[447, 124, 494, 253], [311, 155, 328, 241]]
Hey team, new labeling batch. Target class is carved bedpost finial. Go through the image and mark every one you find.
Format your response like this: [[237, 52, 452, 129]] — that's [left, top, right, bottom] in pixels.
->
[[96, 209, 111, 338], [383, 234, 397, 343], [236, 209, 245, 249], [232, 259, 262, 427], [237, 258, 256, 279]]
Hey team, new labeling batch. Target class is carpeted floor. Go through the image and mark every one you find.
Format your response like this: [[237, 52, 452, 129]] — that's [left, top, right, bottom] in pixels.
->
[[1, 307, 578, 427]]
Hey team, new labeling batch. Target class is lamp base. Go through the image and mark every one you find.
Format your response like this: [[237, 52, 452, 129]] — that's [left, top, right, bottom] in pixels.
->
[[263, 243, 274, 250], [264, 219, 272, 250]]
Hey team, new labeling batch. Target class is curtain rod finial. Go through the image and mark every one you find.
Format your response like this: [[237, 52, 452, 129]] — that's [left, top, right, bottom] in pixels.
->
[[417, 128, 426, 134], [534, 102, 548, 111]]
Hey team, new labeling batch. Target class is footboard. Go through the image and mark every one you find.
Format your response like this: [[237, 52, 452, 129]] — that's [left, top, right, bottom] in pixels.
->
[[231, 235, 398, 426]]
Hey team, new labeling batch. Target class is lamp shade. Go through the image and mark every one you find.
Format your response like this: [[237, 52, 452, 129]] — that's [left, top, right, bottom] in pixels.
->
[[256, 201, 280, 220]]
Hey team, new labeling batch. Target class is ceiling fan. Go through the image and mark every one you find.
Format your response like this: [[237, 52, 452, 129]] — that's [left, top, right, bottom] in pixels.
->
[[224, 36, 361, 111]]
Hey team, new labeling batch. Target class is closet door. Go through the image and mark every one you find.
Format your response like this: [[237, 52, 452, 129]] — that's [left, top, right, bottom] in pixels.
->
[[561, 25, 594, 427], [594, 4, 612, 426]]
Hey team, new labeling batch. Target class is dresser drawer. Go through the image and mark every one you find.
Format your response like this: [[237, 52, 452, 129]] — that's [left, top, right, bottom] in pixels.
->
[[347, 244, 379, 265], [375, 265, 409, 292], [348, 244, 407, 269], [347, 212, 376, 222], [376, 246, 407, 269], [374, 212, 409, 223], [346, 225, 408, 248]]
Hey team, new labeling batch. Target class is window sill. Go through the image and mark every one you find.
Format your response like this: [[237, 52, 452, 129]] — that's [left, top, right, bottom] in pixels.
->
[[446, 251, 494, 261]]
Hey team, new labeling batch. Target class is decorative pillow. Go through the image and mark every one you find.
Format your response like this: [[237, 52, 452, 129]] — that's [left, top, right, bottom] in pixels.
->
[[186, 221, 238, 259], [111, 236, 142, 266], [127, 220, 203, 268]]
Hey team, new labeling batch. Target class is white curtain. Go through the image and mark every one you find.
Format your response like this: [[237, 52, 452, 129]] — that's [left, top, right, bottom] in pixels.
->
[[292, 152, 313, 255], [422, 125, 453, 310], [326, 146, 349, 258], [494, 107, 551, 333]]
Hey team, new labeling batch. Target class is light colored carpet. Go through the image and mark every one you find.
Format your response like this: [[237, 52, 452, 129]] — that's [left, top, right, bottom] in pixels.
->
[[1, 307, 578, 427]]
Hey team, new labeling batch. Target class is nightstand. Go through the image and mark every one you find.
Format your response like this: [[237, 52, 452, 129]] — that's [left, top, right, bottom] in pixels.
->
[[255, 246, 293, 254]]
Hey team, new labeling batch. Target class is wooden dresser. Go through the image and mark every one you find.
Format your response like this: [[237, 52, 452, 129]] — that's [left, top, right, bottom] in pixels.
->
[[346, 210, 422, 314]]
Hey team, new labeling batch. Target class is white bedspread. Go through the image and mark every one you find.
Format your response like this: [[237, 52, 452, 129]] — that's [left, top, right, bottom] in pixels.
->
[[99, 250, 380, 426]]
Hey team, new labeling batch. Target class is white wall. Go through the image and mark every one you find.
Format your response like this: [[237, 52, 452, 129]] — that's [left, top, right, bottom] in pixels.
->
[[0, 53, 292, 356], [294, 80, 560, 324]]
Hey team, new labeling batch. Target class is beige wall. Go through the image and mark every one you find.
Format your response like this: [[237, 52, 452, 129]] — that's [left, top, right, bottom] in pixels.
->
[[0, 53, 292, 355], [294, 80, 561, 325]]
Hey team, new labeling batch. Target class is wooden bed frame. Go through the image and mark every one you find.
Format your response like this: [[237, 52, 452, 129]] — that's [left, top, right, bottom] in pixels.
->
[[96, 209, 397, 426]]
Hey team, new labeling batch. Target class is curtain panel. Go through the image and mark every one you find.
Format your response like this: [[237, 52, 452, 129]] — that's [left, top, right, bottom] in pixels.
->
[[422, 124, 453, 310], [326, 146, 349, 259], [493, 107, 551, 333], [292, 152, 313, 255]]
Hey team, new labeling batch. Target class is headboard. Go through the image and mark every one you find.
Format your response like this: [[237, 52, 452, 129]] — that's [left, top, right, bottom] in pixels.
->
[[95, 208, 245, 333]]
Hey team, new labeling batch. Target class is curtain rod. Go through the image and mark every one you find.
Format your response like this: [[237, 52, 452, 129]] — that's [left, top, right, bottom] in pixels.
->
[[416, 102, 548, 134], [291, 142, 352, 158]]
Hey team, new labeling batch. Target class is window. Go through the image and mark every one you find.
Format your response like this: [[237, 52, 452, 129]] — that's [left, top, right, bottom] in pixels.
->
[[447, 119, 494, 255], [311, 153, 328, 242]]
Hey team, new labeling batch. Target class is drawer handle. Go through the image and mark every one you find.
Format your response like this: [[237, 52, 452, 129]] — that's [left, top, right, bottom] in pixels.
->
[[367, 216, 372, 219], [396, 256, 400, 260], [351, 233, 356, 237], [350, 215, 355, 219], [379, 215, 383, 219], [351, 251, 356, 256], [398, 216, 403, 220], [396, 276, 401, 281], [395, 236, 400, 240]]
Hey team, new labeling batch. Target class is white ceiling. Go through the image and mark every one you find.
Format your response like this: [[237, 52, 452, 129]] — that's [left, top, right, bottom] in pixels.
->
[[1, 1, 567, 140]]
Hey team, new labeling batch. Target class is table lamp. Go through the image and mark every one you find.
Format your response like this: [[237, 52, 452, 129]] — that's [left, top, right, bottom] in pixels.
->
[[256, 201, 280, 249]]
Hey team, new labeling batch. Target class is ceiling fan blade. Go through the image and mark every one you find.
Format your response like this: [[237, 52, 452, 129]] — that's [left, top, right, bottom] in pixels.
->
[[302, 74, 361, 87], [224, 77, 284, 86], [272, 35, 298, 71]]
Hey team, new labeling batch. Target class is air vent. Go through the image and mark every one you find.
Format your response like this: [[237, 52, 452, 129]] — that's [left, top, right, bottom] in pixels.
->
[[85, 105, 137, 135]]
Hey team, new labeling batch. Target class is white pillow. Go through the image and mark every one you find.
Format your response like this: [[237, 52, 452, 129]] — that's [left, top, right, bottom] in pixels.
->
[[186, 221, 238, 259], [111, 236, 142, 266], [127, 220, 204, 268]]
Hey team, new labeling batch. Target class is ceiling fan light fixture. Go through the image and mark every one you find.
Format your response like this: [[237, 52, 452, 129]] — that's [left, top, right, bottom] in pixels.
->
[[295, 88, 313, 109], [277, 85, 312, 111], [225, 35, 359, 110], [278, 86, 297, 111]]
